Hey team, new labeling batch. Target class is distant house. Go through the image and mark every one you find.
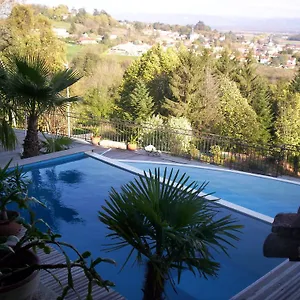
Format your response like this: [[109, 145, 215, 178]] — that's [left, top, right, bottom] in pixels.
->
[[109, 34, 118, 40], [109, 42, 152, 56], [78, 37, 97, 45], [286, 57, 297, 69], [259, 56, 270, 65], [53, 28, 69, 38]]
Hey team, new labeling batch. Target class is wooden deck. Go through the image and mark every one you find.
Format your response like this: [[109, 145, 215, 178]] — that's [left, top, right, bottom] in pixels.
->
[[231, 260, 300, 300], [37, 247, 125, 300]]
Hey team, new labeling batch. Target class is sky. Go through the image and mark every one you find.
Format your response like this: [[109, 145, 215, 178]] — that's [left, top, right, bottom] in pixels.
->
[[27, 0, 300, 19]]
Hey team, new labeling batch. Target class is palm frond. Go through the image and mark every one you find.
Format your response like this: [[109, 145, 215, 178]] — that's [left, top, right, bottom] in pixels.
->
[[51, 68, 82, 93], [0, 118, 17, 150]]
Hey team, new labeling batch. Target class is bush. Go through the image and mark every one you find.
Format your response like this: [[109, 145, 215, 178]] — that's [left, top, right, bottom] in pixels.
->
[[167, 117, 192, 155], [41, 133, 73, 153]]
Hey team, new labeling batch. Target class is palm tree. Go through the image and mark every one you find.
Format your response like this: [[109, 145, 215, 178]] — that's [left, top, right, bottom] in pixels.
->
[[99, 168, 242, 300], [0, 55, 81, 158]]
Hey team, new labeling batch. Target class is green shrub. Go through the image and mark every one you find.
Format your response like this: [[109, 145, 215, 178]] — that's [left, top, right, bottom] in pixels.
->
[[41, 133, 72, 153]]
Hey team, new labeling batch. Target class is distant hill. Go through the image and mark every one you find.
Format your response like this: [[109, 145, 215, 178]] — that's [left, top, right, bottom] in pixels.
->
[[113, 13, 300, 33]]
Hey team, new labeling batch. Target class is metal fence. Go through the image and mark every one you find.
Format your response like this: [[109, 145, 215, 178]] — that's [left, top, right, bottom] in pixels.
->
[[17, 111, 300, 178]]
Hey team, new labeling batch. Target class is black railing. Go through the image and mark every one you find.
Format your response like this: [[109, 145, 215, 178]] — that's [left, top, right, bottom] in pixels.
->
[[16, 111, 300, 178]]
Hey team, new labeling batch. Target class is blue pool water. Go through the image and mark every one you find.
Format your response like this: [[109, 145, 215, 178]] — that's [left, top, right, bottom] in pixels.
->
[[16, 155, 284, 300], [125, 161, 300, 218]]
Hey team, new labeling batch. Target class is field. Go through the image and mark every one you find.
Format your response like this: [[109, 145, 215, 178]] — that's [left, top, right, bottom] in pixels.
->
[[52, 20, 71, 30], [256, 64, 296, 83], [66, 44, 84, 61]]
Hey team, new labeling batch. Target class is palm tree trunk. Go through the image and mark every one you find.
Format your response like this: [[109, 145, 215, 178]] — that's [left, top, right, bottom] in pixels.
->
[[23, 114, 40, 158], [143, 261, 165, 300]]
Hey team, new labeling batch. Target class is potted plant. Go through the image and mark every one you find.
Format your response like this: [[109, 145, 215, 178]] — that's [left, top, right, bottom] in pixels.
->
[[127, 135, 138, 151], [0, 160, 39, 237], [91, 128, 101, 146], [0, 213, 115, 300]]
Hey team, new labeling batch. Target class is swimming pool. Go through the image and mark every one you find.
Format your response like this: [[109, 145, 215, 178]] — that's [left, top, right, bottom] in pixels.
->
[[124, 161, 300, 218], [16, 154, 283, 300]]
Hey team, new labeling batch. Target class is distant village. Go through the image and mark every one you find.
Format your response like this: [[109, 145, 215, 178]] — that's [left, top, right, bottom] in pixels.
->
[[53, 21, 300, 69]]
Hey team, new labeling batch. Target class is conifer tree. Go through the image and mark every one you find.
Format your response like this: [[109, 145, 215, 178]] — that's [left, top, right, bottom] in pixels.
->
[[129, 81, 154, 122], [165, 49, 205, 118], [290, 68, 300, 93]]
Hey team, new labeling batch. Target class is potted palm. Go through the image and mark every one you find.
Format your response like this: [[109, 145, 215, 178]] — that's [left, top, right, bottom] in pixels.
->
[[127, 134, 138, 151], [0, 160, 39, 237], [91, 128, 101, 146], [99, 168, 242, 300], [0, 213, 115, 300]]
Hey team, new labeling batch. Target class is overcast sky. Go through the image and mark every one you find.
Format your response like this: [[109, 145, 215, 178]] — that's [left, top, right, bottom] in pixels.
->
[[26, 0, 300, 19]]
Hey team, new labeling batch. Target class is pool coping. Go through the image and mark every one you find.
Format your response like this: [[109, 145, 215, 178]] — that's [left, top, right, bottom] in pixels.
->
[[87, 152, 274, 225], [5, 145, 95, 168]]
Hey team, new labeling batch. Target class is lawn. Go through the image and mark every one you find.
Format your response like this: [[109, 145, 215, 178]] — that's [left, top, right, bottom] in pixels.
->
[[52, 20, 71, 30], [66, 44, 83, 61]]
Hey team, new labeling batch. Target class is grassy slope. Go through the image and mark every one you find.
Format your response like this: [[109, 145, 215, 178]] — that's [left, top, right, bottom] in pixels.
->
[[256, 64, 296, 83], [66, 44, 83, 61], [52, 20, 71, 30]]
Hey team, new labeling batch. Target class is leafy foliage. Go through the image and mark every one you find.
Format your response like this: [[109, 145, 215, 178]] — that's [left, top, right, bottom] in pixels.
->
[[41, 133, 73, 153], [213, 76, 262, 142], [99, 168, 242, 300], [275, 91, 300, 145], [2, 5, 66, 70]]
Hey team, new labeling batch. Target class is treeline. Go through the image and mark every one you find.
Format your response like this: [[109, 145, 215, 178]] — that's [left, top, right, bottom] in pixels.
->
[[288, 34, 300, 41], [30, 4, 211, 38], [74, 44, 300, 147]]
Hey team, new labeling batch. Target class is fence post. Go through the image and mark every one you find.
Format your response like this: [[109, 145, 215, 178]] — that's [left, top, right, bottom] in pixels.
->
[[67, 103, 71, 137], [66, 85, 71, 137]]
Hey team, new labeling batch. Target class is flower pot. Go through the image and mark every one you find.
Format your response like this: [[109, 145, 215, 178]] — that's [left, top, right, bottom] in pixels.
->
[[91, 136, 101, 146], [0, 211, 21, 237], [0, 249, 40, 300], [127, 143, 137, 151]]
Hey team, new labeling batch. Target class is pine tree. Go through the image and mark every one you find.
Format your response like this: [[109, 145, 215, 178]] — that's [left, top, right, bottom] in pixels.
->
[[119, 44, 178, 115], [248, 79, 273, 143], [290, 69, 300, 93], [129, 81, 154, 122], [191, 67, 220, 131], [165, 49, 205, 118], [235, 53, 273, 143], [215, 49, 240, 79]]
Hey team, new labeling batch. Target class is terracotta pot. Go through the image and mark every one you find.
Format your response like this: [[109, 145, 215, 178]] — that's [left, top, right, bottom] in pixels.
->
[[91, 136, 101, 146], [127, 143, 137, 151], [0, 211, 21, 237], [0, 249, 40, 300]]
